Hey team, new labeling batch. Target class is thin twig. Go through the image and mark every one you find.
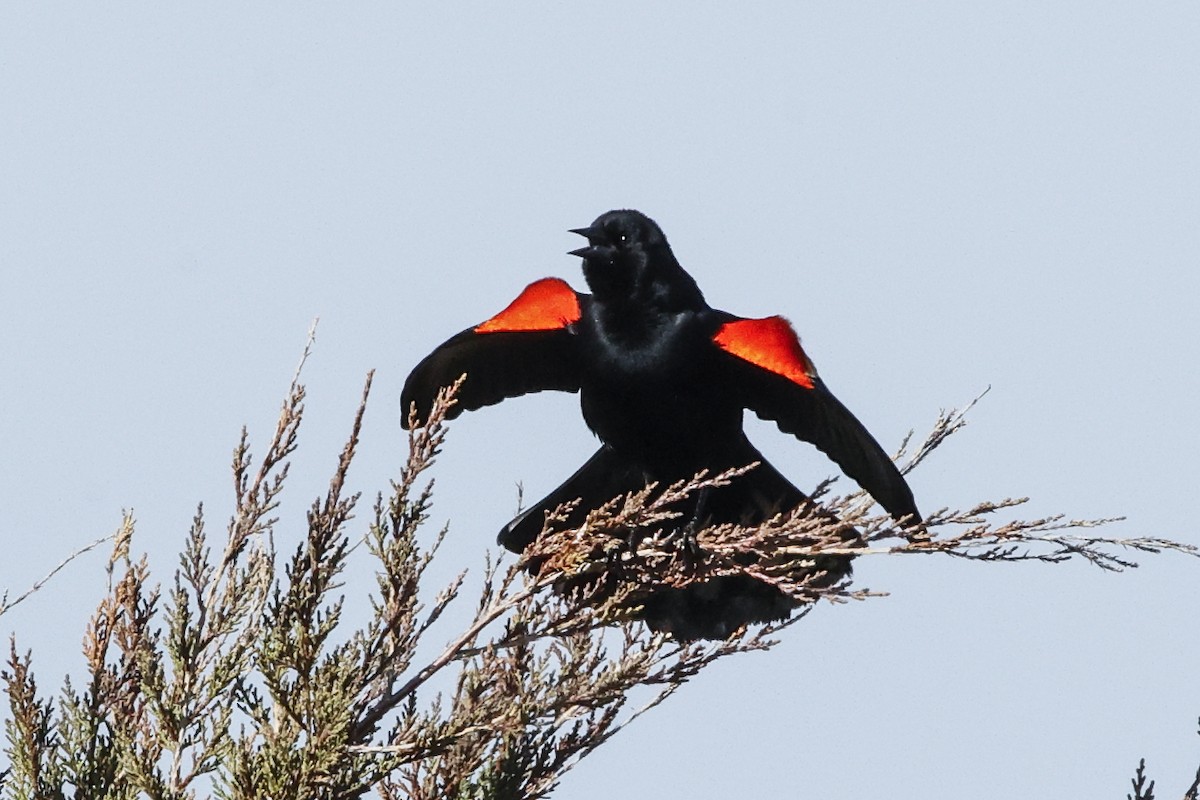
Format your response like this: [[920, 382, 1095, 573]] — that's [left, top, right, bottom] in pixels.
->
[[0, 531, 115, 618]]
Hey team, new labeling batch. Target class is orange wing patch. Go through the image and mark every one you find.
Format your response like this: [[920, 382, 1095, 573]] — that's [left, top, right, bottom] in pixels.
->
[[714, 316, 817, 389], [474, 278, 582, 334]]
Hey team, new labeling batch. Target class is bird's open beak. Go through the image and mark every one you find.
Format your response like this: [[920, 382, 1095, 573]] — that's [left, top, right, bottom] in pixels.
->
[[568, 225, 605, 259]]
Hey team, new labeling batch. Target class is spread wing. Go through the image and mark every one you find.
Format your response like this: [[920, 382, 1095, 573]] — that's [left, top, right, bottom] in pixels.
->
[[711, 314, 921, 522], [401, 278, 589, 428]]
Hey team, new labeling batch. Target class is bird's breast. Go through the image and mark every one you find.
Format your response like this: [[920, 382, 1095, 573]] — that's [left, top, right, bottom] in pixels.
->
[[577, 310, 742, 476]]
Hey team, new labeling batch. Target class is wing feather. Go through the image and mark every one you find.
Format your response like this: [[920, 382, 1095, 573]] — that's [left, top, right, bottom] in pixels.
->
[[712, 314, 920, 521], [401, 279, 587, 427]]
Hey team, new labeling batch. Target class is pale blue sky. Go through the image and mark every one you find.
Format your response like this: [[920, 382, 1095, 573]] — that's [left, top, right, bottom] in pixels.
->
[[3, 3, 1199, 797]]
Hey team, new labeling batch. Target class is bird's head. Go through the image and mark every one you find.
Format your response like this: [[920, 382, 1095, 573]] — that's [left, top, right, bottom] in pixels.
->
[[569, 209, 703, 309]]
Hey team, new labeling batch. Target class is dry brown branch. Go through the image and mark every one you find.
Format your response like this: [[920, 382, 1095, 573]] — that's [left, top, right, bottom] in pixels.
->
[[899, 386, 990, 476], [521, 471, 1194, 633]]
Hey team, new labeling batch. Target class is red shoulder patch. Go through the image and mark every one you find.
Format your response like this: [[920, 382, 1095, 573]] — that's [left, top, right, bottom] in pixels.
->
[[474, 278, 582, 334], [713, 316, 817, 389]]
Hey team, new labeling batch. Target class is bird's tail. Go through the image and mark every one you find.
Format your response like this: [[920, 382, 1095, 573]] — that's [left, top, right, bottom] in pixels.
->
[[502, 443, 857, 641]]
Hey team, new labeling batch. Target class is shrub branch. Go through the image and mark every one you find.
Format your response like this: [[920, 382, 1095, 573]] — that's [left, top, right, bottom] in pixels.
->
[[2, 350, 1196, 800]]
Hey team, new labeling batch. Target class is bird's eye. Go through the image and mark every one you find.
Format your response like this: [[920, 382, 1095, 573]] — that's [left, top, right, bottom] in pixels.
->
[[603, 220, 630, 244]]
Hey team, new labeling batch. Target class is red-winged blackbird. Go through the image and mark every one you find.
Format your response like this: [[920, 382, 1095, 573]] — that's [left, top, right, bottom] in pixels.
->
[[402, 209, 920, 639]]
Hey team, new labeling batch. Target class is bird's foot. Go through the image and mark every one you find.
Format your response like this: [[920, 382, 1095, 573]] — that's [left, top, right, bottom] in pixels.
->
[[665, 516, 705, 560]]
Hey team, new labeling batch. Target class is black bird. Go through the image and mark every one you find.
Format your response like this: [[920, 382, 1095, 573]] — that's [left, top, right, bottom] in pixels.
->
[[401, 209, 920, 638]]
